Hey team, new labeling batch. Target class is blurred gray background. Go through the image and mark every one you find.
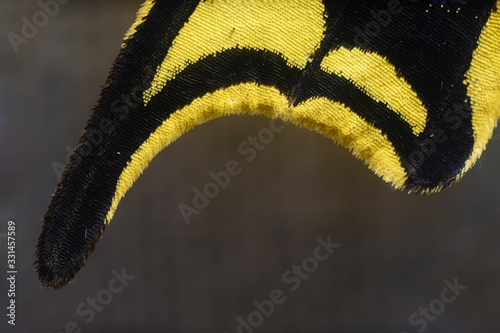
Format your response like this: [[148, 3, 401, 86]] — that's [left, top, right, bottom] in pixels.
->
[[1, 1, 500, 332]]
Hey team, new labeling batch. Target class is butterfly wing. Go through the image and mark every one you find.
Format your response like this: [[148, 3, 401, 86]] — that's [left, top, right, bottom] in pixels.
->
[[36, 0, 500, 289]]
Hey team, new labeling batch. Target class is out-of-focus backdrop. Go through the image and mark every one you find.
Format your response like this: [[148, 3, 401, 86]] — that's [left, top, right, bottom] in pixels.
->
[[1, 1, 500, 332]]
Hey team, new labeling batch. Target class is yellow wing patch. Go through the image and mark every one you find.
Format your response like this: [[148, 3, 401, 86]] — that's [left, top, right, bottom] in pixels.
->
[[321, 47, 428, 136], [105, 83, 290, 224], [121, 0, 155, 48], [143, 0, 326, 104], [463, 6, 500, 176], [106, 80, 407, 224], [286, 98, 407, 188]]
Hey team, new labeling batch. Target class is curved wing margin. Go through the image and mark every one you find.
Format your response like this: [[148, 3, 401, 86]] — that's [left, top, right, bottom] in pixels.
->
[[36, 0, 500, 289]]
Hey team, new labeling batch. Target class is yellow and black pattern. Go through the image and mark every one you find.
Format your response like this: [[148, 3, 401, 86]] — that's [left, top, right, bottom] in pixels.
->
[[36, 0, 500, 289]]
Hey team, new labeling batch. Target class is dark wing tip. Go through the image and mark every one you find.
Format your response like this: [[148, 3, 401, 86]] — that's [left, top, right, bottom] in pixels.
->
[[35, 210, 104, 290]]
